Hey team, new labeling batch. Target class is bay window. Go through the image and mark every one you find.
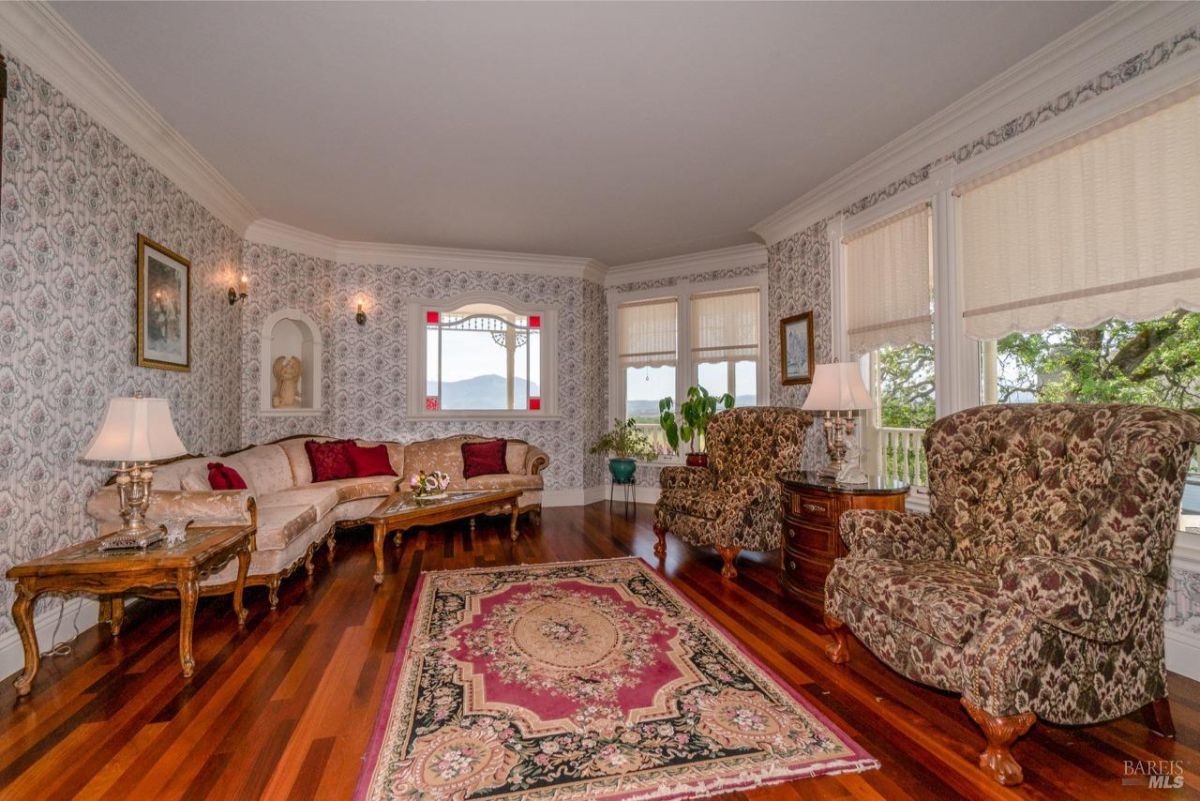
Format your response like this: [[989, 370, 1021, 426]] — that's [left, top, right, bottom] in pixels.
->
[[834, 81, 1200, 517], [611, 276, 768, 458]]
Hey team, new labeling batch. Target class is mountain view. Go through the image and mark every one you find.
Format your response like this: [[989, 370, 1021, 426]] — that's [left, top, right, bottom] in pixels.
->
[[428, 374, 540, 409], [626, 396, 757, 422]]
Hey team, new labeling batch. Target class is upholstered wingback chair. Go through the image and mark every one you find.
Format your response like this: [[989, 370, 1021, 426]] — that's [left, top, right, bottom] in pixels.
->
[[653, 407, 812, 578], [824, 403, 1200, 786]]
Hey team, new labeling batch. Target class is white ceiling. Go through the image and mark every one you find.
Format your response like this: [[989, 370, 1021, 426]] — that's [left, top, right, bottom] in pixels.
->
[[53, 1, 1107, 264]]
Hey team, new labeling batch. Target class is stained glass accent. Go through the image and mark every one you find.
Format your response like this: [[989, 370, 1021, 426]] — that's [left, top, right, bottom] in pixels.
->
[[426, 310, 440, 324], [529, 315, 541, 329], [425, 396, 440, 411], [529, 397, 541, 411]]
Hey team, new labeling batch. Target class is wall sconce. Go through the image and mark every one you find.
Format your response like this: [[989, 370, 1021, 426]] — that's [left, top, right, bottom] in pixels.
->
[[227, 273, 248, 305], [355, 297, 367, 325]]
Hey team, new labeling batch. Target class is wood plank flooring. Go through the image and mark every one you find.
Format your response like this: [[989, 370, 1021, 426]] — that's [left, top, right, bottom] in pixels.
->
[[2, 503, 1197, 800]]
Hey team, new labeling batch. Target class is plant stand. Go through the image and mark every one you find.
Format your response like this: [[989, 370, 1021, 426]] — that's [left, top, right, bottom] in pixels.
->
[[609, 476, 637, 518]]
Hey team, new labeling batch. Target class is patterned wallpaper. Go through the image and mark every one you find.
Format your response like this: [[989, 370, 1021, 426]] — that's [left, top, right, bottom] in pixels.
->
[[238, 252, 605, 492], [239, 242, 335, 444], [766, 223, 831, 471], [0, 55, 244, 635]]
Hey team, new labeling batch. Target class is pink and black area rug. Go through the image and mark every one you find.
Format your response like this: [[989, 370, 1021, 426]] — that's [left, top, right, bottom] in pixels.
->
[[355, 558, 877, 801]]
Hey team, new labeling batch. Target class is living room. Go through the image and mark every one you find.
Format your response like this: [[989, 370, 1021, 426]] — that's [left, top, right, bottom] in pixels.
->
[[1, 2, 1198, 799]]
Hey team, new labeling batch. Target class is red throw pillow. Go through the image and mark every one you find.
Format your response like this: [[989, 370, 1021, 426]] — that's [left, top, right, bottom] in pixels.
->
[[347, 442, 396, 478], [462, 439, 508, 479], [207, 462, 230, 490], [305, 439, 355, 482], [207, 462, 247, 490]]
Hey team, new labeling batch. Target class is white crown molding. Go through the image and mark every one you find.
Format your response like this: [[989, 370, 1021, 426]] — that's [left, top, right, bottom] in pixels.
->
[[245, 217, 607, 280], [751, 2, 1200, 245], [0, 1, 259, 233], [243, 219, 339, 261], [604, 243, 767, 288]]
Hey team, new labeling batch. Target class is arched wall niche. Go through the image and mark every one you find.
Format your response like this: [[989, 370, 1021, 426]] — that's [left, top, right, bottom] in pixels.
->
[[259, 308, 323, 415]]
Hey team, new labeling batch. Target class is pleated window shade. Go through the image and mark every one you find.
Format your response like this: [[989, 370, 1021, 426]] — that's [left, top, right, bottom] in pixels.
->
[[691, 288, 760, 362], [844, 204, 933, 354], [959, 85, 1200, 340], [617, 298, 678, 367]]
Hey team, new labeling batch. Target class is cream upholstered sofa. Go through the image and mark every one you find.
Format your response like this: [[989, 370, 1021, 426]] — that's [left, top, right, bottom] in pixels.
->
[[86, 434, 548, 607]]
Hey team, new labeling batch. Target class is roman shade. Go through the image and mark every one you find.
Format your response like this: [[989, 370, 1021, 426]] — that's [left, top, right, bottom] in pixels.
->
[[617, 298, 677, 367], [691, 288, 760, 363], [958, 84, 1200, 340], [844, 203, 933, 354]]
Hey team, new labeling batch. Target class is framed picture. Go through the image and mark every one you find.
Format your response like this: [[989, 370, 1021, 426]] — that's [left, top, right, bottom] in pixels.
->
[[779, 311, 814, 385], [136, 234, 191, 371]]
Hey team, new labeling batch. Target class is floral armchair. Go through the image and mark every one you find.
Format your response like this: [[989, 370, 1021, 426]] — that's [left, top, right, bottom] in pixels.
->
[[824, 403, 1200, 786], [653, 407, 812, 578]]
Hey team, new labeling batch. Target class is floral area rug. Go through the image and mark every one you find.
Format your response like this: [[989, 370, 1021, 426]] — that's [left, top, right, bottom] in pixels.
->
[[355, 558, 877, 801]]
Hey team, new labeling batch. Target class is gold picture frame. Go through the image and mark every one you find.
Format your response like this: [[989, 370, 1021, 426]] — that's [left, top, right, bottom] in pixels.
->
[[779, 311, 815, 385], [136, 234, 191, 371]]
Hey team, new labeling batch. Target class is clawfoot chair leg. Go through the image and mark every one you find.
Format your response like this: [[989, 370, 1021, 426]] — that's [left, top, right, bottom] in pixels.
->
[[961, 699, 1036, 786], [716, 546, 740, 579], [653, 524, 667, 560], [823, 614, 850, 664], [1142, 697, 1176, 738]]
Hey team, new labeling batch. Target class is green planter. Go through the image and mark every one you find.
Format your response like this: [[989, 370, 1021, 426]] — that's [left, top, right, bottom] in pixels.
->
[[608, 457, 637, 483]]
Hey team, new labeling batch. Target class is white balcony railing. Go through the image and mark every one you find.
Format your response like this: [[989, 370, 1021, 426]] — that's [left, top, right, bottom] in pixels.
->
[[878, 426, 927, 488]]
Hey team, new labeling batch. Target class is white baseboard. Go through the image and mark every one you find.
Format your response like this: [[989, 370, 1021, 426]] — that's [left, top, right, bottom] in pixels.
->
[[0, 596, 99, 684], [1166, 626, 1200, 682]]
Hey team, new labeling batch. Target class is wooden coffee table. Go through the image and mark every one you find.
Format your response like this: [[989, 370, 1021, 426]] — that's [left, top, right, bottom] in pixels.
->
[[6, 520, 256, 696], [366, 489, 522, 585]]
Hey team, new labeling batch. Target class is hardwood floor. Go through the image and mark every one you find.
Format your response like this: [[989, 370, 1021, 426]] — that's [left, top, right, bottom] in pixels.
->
[[2, 503, 1197, 800]]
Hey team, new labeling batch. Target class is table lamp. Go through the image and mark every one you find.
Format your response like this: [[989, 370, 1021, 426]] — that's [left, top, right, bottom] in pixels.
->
[[801, 363, 873, 484], [80, 396, 188, 548]]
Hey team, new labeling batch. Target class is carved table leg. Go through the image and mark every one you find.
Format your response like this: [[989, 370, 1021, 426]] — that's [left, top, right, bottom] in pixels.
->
[[233, 539, 251, 629], [509, 501, 520, 542], [12, 583, 39, 697], [1142, 696, 1176, 738], [373, 521, 387, 585], [109, 596, 125, 637], [177, 571, 200, 678], [98, 596, 112, 629], [717, 545, 740, 579], [823, 613, 850, 664], [653, 524, 667, 560], [961, 699, 1036, 786]]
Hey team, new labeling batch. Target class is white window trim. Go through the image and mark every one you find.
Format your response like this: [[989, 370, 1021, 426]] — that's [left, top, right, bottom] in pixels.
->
[[608, 272, 770, 464], [406, 292, 559, 420]]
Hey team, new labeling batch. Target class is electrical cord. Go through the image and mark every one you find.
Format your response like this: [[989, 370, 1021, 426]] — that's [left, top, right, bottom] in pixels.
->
[[39, 596, 82, 658]]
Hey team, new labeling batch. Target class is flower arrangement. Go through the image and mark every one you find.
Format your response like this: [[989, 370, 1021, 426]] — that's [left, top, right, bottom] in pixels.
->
[[409, 470, 451, 498]]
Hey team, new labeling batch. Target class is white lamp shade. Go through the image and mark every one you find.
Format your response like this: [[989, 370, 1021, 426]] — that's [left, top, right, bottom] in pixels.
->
[[80, 397, 188, 462], [801, 363, 874, 412]]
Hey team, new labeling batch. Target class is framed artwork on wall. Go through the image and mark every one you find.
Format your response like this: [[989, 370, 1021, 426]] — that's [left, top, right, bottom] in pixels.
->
[[136, 234, 191, 371], [779, 311, 814, 385]]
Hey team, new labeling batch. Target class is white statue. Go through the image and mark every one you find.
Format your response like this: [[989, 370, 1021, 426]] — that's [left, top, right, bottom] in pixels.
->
[[272, 355, 303, 408], [836, 433, 868, 485]]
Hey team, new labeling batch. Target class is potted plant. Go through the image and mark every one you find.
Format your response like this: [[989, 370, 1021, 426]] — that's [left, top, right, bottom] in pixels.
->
[[590, 418, 657, 482], [658, 386, 734, 467]]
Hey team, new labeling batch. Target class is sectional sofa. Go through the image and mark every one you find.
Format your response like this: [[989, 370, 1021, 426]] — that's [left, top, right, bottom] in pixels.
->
[[86, 434, 548, 606]]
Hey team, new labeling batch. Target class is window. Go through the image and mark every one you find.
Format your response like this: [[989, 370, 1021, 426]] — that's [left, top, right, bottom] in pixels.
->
[[831, 83, 1200, 516], [691, 288, 761, 406], [842, 203, 934, 486], [410, 299, 555, 417], [617, 298, 678, 453], [611, 276, 768, 458]]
